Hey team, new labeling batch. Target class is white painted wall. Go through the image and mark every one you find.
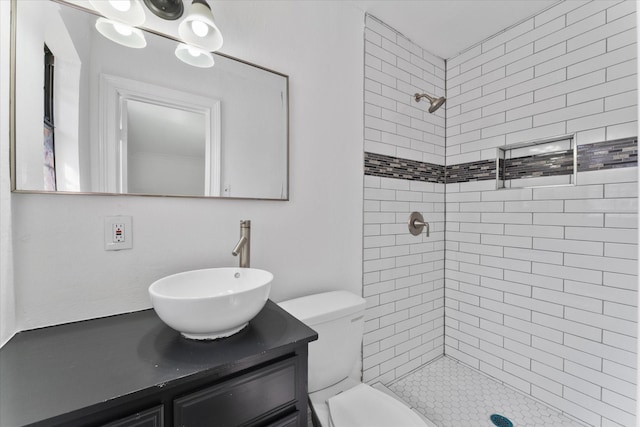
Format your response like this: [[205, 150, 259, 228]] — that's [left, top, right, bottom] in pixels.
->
[[445, 2, 638, 426], [0, 0, 17, 347], [5, 1, 365, 331]]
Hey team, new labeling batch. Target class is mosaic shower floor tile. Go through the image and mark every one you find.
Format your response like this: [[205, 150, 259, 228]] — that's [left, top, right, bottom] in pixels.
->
[[387, 356, 586, 427]]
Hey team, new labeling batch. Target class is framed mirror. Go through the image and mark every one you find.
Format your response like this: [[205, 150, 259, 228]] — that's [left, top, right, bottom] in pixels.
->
[[10, 0, 289, 200]]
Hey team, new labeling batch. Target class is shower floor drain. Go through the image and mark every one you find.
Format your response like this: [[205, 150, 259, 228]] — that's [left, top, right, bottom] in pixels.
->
[[490, 414, 513, 427]]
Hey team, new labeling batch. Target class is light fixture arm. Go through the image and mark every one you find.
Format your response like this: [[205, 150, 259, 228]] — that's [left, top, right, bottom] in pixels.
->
[[142, 0, 184, 20], [192, 0, 211, 10]]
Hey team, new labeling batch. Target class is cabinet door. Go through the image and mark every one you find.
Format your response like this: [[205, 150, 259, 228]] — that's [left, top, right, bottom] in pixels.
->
[[101, 405, 163, 427], [174, 357, 298, 426]]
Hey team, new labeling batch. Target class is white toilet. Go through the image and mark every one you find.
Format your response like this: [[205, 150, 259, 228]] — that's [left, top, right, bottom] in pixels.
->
[[279, 290, 427, 427]]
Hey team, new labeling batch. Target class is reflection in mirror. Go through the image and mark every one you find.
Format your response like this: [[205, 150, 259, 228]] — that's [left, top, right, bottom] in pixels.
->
[[99, 74, 220, 196], [126, 100, 207, 196], [12, 0, 289, 200]]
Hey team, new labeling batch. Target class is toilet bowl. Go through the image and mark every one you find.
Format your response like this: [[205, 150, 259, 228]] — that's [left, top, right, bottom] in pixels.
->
[[278, 291, 427, 427]]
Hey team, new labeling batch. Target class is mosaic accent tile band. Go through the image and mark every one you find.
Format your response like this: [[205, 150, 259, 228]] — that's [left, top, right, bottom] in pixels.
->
[[502, 150, 574, 181], [446, 160, 495, 184], [578, 137, 638, 172], [364, 152, 444, 183], [364, 137, 638, 184]]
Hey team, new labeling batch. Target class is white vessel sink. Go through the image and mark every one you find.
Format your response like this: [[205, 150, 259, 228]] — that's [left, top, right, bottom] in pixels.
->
[[149, 268, 273, 340]]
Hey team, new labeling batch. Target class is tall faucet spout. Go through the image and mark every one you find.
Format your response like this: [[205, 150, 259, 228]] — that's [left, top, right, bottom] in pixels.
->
[[232, 236, 247, 256], [231, 220, 251, 268]]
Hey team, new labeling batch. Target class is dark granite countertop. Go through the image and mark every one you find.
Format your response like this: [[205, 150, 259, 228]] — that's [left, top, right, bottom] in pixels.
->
[[0, 300, 317, 426]]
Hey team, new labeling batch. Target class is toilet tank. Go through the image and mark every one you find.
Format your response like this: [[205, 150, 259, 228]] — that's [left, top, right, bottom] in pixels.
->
[[278, 291, 366, 393]]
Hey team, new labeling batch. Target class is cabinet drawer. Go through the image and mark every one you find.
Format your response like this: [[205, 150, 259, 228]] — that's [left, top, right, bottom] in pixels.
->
[[101, 405, 164, 427], [266, 411, 300, 427], [174, 357, 298, 426]]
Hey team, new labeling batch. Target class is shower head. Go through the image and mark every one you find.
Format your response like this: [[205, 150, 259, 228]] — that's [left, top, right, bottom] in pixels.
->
[[414, 93, 446, 113]]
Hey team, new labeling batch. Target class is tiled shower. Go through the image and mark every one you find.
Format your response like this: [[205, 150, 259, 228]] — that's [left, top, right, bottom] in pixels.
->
[[362, 2, 637, 426]]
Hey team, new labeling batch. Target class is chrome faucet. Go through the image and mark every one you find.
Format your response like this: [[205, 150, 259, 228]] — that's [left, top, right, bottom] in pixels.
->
[[232, 220, 251, 268]]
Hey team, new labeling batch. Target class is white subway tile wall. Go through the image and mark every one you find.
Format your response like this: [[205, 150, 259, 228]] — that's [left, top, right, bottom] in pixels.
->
[[364, 15, 446, 164], [363, 14, 446, 384], [446, 1, 637, 160], [447, 96, 636, 427], [363, 174, 446, 384], [445, 2, 637, 423]]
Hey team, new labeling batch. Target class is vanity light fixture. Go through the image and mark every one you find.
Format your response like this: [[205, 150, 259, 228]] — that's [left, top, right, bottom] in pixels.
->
[[142, 0, 184, 20], [89, 0, 146, 26], [95, 18, 147, 49], [174, 43, 215, 68], [90, 0, 222, 64], [178, 0, 224, 52]]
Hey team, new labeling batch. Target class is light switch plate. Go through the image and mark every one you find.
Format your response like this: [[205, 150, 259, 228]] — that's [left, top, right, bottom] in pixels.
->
[[105, 216, 132, 251]]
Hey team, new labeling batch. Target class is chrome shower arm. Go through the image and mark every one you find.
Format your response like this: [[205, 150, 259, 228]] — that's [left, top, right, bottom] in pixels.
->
[[415, 93, 436, 103], [414, 92, 446, 113]]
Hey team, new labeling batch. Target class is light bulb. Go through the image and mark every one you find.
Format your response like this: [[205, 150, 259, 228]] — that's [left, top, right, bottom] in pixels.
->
[[191, 20, 209, 38], [187, 46, 202, 57], [113, 22, 133, 36], [108, 0, 131, 12], [175, 43, 214, 68]]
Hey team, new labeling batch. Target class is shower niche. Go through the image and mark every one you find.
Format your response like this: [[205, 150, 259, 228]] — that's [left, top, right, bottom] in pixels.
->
[[496, 134, 577, 189]]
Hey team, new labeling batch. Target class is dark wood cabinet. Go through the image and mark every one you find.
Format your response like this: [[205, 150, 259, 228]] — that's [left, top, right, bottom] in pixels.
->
[[174, 357, 298, 427], [266, 412, 301, 427], [0, 301, 317, 427], [102, 406, 164, 427]]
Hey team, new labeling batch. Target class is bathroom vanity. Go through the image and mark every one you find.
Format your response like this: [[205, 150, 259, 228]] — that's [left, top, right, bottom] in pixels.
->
[[0, 301, 317, 427]]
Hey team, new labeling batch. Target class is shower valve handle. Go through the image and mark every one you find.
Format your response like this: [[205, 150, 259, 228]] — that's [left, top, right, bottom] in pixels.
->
[[408, 212, 429, 237]]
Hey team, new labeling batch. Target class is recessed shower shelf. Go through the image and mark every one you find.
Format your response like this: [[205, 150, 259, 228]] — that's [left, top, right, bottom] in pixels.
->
[[495, 134, 577, 189]]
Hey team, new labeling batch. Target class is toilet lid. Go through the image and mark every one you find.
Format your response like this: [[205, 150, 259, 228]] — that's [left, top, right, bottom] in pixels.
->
[[327, 383, 427, 427]]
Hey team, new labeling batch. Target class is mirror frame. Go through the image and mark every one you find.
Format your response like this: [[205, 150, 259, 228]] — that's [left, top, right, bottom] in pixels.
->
[[9, 0, 290, 201]]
